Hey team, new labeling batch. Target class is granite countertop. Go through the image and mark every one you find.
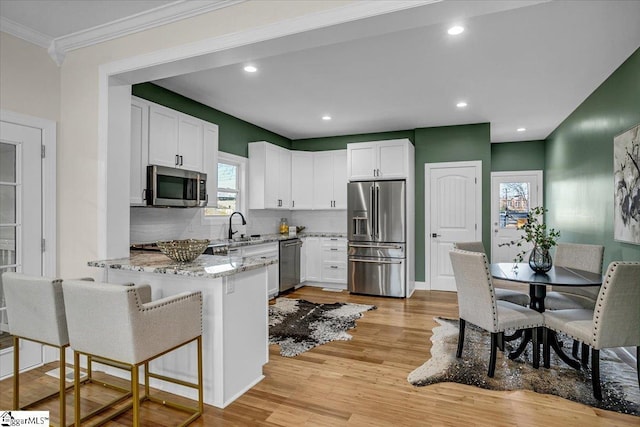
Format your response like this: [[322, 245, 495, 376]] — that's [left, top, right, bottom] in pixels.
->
[[208, 232, 348, 248], [88, 252, 278, 279]]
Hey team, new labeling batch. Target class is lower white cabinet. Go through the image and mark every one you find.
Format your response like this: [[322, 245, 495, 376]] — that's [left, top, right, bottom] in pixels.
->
[[231, 242, 279, 298], [320, 238, 347, 284], [302, 236, 347, 286], [303, 237, 322, 282]]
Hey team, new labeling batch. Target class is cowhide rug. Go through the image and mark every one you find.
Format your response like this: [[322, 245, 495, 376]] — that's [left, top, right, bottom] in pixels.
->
[[269, 298, 376, 357], [408, 317, 639, 416]]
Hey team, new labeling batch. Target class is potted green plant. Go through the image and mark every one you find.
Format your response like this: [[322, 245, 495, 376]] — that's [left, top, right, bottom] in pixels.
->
[[500, 206, 560, 272]]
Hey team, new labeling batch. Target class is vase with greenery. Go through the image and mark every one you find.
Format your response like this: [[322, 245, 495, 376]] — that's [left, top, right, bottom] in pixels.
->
[[500, 206, 560, 272]]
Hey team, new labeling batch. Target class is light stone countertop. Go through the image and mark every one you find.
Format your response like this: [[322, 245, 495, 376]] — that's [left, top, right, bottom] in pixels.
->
[[88, 251, 278, 279], [208, 231, 348, 248]]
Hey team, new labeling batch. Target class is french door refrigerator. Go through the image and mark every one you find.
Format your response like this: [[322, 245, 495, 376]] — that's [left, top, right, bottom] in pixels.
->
[[347, 180, 406, 297]]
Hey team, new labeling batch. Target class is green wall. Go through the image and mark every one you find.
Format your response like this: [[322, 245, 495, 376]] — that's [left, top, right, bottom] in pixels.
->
[[293, 130, 414, 151], [414, 124, 492, 282], [545, 48, 640, 266], [132, 83, 291, 157], [492, 140, 545, 171]]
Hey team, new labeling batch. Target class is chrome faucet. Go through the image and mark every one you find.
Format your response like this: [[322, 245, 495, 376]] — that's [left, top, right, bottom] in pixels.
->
[[228, 211, 247, 240]]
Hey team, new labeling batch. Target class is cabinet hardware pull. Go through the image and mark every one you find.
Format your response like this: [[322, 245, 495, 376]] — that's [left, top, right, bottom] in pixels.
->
[[175, 154, 179, 166], [180, 155, 183, 166], [330, 265, 338, 269]]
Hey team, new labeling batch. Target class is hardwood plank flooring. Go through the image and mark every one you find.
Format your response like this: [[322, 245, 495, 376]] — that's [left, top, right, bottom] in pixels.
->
[[1, 287, 636, 426]]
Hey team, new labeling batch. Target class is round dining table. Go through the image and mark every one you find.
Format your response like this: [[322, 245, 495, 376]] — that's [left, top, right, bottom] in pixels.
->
[[490, 262, 603, 369]]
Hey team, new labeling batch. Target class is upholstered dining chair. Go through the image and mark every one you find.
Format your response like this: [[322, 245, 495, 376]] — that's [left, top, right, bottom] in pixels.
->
[[2, 272, 70, 427], [542, 261, 640, 400], [61, 279, 204, 427], [449, 249, 544, 377], [545, 242, 605, 310], [453, 241, 530, 307]]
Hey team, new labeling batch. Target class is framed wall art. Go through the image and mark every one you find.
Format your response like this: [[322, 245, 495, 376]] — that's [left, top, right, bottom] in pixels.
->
[[613, 123, 640, 244]]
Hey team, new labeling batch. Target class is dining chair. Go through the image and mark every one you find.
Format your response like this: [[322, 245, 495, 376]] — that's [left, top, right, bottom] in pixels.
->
[[545, 242, 604, 310], [542, 261, 640, 400], [449, 249, 544, 377], [453, 241, 530, 307], [62, 279, 204, 427], [2, 272, 70, 427]]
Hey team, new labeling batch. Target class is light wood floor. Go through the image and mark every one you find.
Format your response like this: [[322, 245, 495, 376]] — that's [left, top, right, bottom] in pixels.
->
[[1, 287, 637, 426]]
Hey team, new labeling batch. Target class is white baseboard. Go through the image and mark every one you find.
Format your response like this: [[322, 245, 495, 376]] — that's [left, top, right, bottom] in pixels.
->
[[415, 281, 427, 290]]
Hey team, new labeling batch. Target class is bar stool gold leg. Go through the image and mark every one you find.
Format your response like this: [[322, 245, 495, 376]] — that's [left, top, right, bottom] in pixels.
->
[[59, 346, 66, 427], [13, 336, 19, 410], [74, 351, 81, 427]]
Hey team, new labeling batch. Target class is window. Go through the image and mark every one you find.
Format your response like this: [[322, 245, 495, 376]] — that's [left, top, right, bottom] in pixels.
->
[[204, 152, 246, 217]]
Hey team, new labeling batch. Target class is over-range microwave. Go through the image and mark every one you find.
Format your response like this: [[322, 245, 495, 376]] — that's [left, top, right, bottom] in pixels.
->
[[146, 165, 207, 207]]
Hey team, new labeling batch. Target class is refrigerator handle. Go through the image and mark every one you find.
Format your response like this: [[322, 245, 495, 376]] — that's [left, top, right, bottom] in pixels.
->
[[370, 184, 376, 239], [375, 184, 380, 238]]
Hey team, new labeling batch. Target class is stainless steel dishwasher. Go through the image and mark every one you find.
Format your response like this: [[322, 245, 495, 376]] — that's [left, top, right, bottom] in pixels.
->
[[279, 238, 302, 293]]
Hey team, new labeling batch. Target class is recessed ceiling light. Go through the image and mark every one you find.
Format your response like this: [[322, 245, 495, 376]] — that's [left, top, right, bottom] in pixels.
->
[[322, 115, 332, 121], [456, 101, 468, 108], [447, 25, 464, 36], [517, 127, 526, 132], [244, 65, 257, 73]]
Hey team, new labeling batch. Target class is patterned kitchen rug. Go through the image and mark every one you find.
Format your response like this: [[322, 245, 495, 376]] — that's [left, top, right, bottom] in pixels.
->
[[269, 298, 376, 357], [408, 317, 640, 416]]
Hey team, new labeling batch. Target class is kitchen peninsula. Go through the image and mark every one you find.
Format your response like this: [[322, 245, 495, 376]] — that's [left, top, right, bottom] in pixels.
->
[[88, 251, 277, 408]]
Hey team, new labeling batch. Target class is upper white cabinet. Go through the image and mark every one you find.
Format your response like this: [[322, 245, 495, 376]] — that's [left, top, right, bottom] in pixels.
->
[[130, 97, 218, 206], [248, 141, 291, 209], [313, 150, 347, 209], [130, 98, 149, 206], [291, 151, 314, 210], [148, 103, 204, 172], [347, 139, 412, 181]]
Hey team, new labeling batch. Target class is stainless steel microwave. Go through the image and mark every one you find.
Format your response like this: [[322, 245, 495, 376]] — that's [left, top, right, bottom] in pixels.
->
[[146, 165, 207, 207]]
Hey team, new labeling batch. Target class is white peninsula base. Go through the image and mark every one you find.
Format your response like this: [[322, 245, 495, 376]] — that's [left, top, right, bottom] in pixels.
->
[[92, 266, 269, 408]]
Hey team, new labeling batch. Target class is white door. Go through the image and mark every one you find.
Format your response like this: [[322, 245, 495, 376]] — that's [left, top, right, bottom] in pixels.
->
[[426, 161, 482, 291], [0, 121, 44, 377], [491, 171, 543, 263]]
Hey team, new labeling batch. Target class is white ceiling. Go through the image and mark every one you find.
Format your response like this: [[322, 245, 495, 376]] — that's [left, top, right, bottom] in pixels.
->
[[2, 0, 640, 142]]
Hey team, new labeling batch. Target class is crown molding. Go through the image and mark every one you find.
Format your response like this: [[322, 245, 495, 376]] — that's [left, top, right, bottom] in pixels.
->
[[1, 0, 246, 66], [1, 17, 51, 49]]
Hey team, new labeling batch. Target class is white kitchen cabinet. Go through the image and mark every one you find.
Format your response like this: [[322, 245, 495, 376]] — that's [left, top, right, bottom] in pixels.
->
[[130, 97, 149, 206], [347, 139, 412, 181], [291, 151, 314, 210], [303, 237, 322, 282], [320, 237, 347, 285], [148, 103, 204, 172], [203, 123, 219, 207], [312, 150, 347, 209], [130, 98, 218, 207], [248, 141, 291, 209], [232, 242, 279, 299]]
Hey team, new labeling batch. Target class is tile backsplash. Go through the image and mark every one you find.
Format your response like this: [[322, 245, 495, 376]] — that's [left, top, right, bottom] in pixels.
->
[[130, 208, 347, 243]]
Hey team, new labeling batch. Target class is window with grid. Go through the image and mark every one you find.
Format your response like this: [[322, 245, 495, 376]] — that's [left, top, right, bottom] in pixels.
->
[[204, 152, 245, 216]]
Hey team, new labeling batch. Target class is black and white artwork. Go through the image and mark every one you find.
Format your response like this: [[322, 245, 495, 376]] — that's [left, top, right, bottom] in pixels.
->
[[614, 124, 640, 244]]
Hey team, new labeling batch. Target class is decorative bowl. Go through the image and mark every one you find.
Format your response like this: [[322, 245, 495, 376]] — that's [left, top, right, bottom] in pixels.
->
[[156, 239, 209, 263]]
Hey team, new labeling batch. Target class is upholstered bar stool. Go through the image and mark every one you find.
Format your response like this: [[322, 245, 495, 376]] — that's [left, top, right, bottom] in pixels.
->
[[62, 279, 204, 427], [2, 272, 70, 427]]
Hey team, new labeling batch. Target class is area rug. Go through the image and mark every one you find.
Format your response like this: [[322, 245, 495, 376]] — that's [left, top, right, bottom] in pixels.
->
[[408, 317, 639, 416], [269, 298, 376, 357]]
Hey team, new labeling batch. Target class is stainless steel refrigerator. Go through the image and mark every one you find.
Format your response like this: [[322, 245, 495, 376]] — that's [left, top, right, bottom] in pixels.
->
[[347, 180, 406, 297]]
